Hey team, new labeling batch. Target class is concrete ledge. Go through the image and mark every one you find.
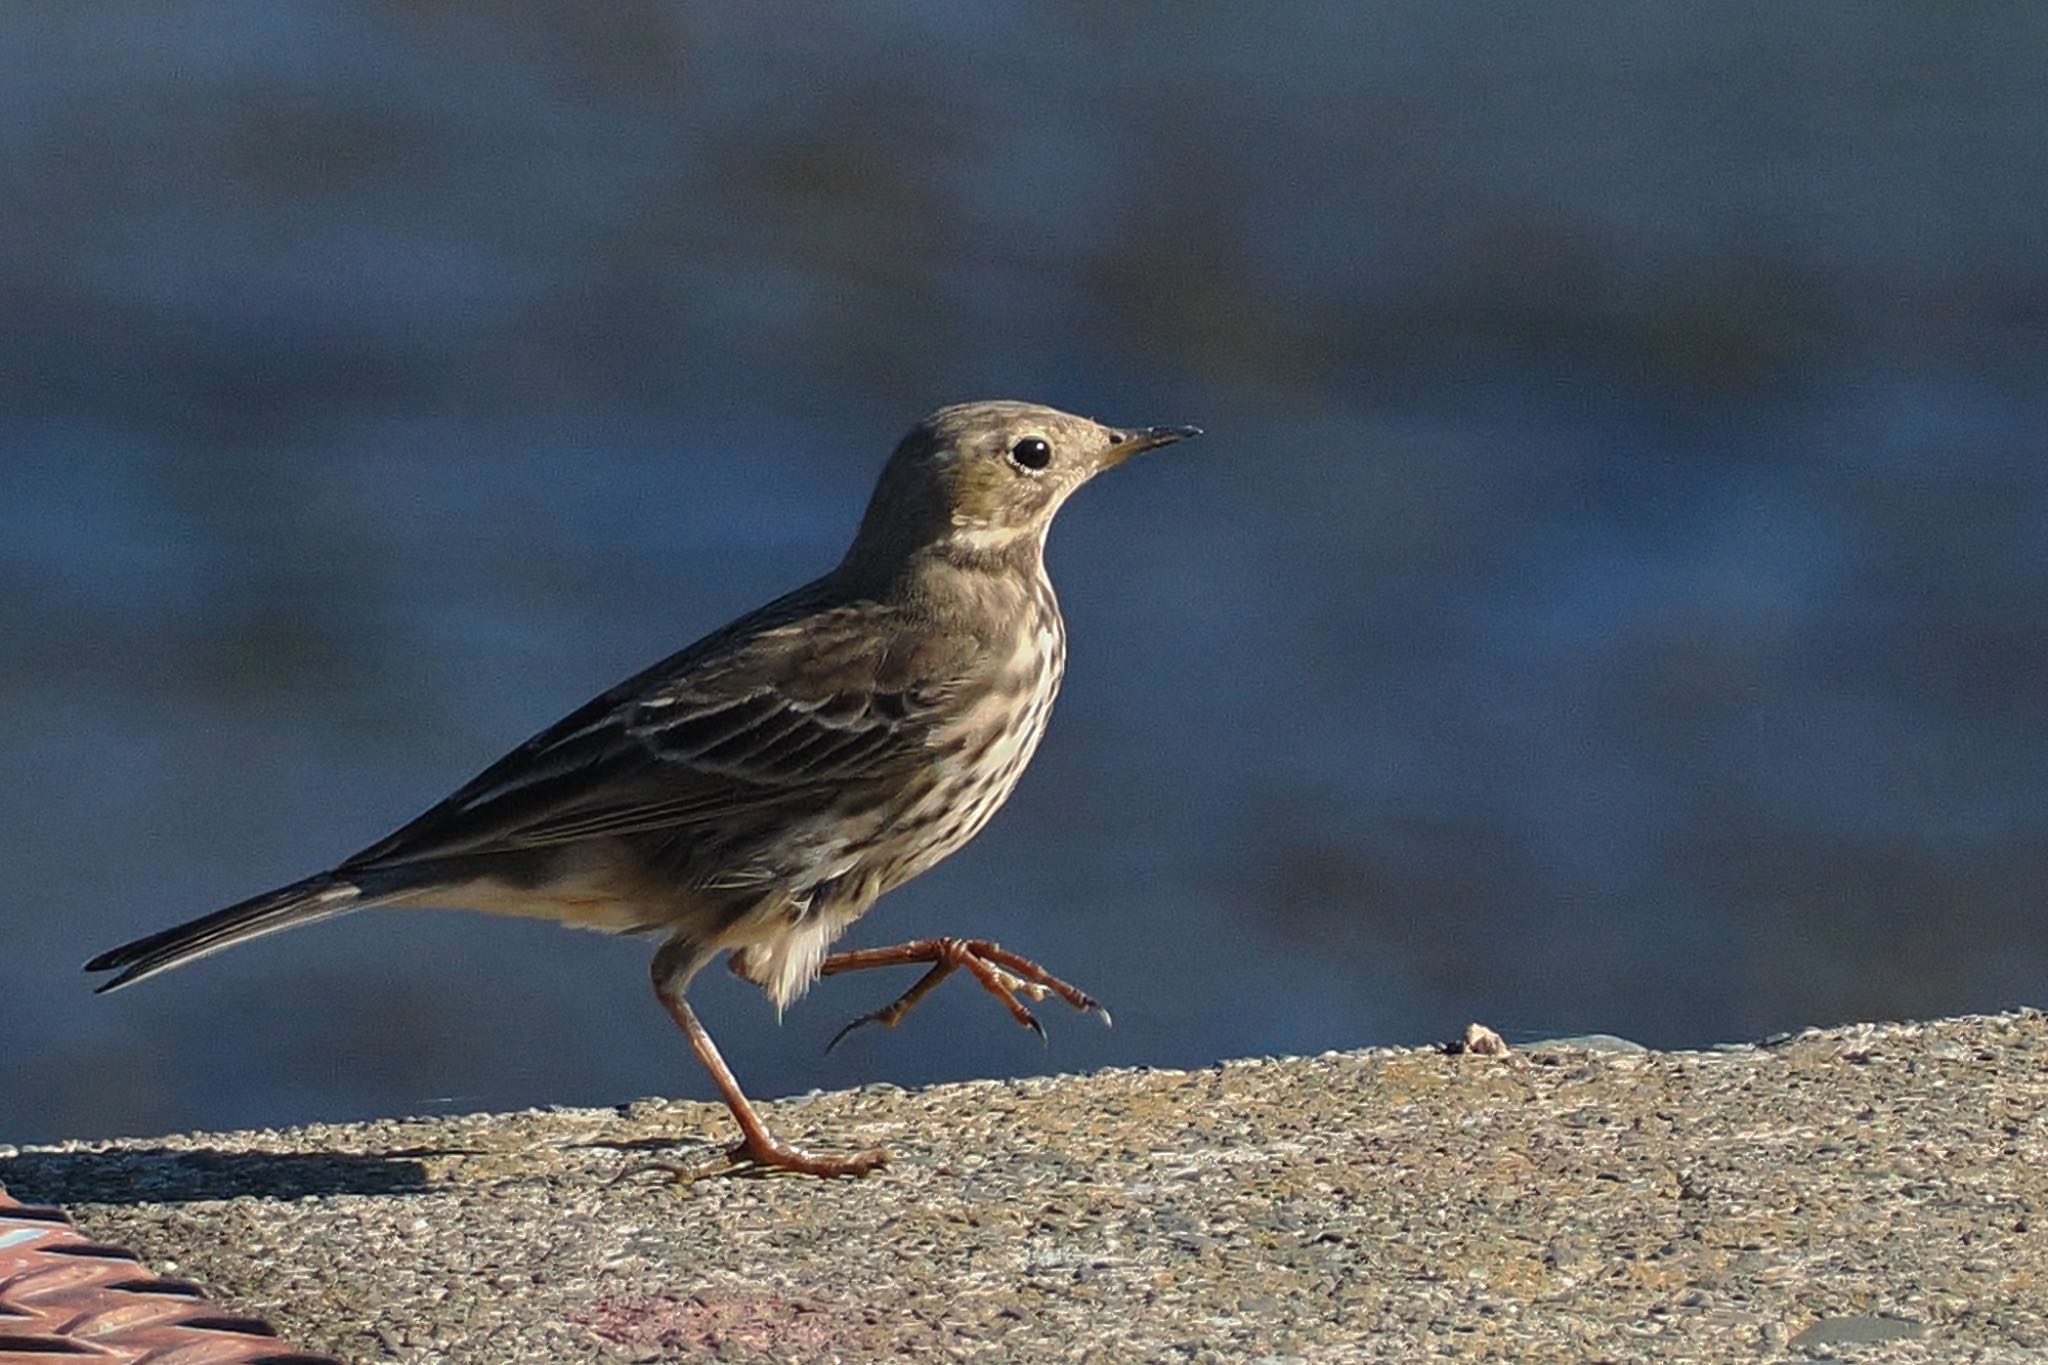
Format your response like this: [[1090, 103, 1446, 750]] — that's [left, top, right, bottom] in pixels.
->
[[4, 1012, 2045, 1362]]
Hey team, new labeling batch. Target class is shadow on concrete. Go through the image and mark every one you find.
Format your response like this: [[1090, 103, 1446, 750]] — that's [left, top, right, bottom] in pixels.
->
[[1, 1146, 442, 1206]]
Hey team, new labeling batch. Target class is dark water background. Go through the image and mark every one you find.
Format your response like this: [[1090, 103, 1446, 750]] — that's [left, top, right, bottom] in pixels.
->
[[4, 6, 2046, 1145]]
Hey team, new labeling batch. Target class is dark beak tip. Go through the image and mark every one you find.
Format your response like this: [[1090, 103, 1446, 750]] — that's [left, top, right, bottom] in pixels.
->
[[1113, 423, 1203, 455]]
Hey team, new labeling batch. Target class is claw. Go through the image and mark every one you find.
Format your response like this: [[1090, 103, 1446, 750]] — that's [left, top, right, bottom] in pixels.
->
[[612, 1154, 730, 1186], [825, 1011, 884, 1054]]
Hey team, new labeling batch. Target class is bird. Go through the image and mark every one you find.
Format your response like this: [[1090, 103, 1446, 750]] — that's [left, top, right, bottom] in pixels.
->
[[86, 400, 1201, 1176]]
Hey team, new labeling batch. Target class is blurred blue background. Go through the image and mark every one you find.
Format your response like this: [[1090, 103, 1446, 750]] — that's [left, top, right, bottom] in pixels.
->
[[4, 5, 2046, 1144]]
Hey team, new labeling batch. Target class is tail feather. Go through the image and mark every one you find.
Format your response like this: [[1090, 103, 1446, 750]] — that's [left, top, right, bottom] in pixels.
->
[[85, 874, 365, 992]]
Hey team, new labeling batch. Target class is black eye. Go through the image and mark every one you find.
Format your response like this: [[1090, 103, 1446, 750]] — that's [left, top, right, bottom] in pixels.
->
[[1009, 436, 1052, 471]]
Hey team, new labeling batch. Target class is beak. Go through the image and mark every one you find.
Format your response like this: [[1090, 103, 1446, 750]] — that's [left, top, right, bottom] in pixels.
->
[[1103, 423, 1203, 467]]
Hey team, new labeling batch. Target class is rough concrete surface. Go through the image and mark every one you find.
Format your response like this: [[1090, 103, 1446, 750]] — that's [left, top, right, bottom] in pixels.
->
[[4, 1011, 2045, 1363]]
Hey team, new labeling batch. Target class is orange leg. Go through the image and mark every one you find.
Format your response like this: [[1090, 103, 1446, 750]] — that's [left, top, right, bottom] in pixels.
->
[[819, 937, 1111, 1052], [653, 951, 885, 1178]]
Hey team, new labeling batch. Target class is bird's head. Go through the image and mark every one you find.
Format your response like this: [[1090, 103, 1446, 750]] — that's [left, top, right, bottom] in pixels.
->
[[845, 399, 1201, 574]]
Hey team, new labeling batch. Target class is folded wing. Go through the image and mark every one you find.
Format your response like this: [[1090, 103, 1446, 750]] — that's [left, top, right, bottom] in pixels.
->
[[339, 596, 964, 874]]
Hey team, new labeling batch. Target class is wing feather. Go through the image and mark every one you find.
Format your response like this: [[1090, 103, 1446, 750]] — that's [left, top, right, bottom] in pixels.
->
[[339, 589, 973, 873]]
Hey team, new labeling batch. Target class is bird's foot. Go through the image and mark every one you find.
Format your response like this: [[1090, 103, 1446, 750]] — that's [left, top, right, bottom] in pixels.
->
[[724, 1135, 890, 1178], [616, 1137, 888, 1185], [821, 936, 1111, 1052]]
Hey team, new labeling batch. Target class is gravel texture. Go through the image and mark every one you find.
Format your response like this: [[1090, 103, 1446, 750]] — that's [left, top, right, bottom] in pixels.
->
[[4, 1011, 2046, 1363]]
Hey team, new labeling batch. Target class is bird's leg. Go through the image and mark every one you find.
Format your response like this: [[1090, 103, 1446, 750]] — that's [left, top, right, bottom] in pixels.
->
[[820, 937, 1111, 1052], [650, 951, 886, 1178]]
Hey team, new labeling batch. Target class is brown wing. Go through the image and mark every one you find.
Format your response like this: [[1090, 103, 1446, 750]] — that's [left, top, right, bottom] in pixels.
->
[[340, 586, 967, 872]]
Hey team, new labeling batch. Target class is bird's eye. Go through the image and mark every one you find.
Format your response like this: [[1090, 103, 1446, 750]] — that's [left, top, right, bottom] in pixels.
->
[[1009, 437, 1052, 471]]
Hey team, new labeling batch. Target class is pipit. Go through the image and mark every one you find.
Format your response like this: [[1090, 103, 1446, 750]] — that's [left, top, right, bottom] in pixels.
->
[[87, 400, 1200, 1176]]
